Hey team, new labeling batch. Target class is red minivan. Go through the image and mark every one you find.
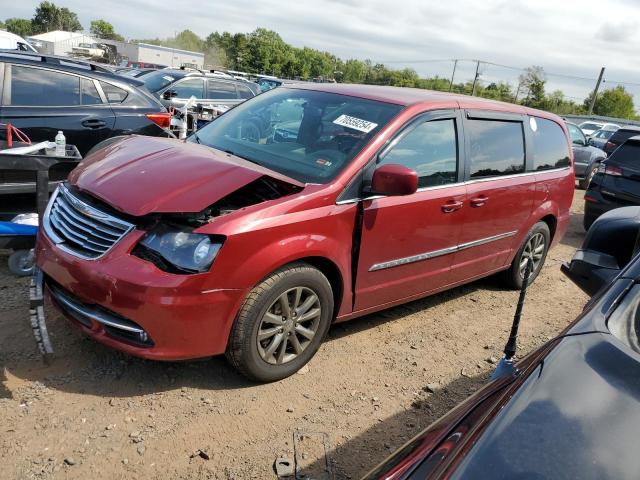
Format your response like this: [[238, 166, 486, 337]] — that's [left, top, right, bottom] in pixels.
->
[[36, 84, 574, 381]]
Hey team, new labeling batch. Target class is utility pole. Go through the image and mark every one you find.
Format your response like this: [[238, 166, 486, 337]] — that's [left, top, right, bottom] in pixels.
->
[[514, 82, 522, 103], [588, 67, 605, 116], [449, 59, 458, 92], [471, 60, 481, 96]]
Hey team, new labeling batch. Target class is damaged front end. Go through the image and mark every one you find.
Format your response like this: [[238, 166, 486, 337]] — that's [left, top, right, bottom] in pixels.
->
[[132, 176, 302, 274]]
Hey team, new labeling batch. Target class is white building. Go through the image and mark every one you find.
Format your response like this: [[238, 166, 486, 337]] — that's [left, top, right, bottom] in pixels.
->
[[29, 30, 99, 56], [27, 30, 204, 69], [104, 41, 204, 68]]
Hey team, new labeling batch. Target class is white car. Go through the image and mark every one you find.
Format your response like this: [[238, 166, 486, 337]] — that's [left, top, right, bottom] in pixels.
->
[[0, 30, 37, 52], [579, 121, 620, 137]]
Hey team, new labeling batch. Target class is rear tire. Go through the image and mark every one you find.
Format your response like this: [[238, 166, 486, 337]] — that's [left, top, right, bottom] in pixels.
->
[[502, 222, 550, 289], [226, 263, 334, 382]]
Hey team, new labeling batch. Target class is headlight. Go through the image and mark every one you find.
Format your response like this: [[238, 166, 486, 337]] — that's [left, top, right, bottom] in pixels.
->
[[138, 224, 223, 273], [12, 213, 39, 226]]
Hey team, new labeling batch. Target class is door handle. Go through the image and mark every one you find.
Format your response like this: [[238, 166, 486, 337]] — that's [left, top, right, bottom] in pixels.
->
[[81, 119, 106, 129], [441, 200, 464, 213], [470, 196, 489, 207]]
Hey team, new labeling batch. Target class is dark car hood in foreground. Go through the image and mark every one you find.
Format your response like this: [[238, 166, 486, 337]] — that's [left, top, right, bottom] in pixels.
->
[[68, 136, 303, 216], [447, 331, 640, 480]]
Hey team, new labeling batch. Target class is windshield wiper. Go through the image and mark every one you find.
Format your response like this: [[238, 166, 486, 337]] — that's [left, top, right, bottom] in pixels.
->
[[219, 148, 261, 166]]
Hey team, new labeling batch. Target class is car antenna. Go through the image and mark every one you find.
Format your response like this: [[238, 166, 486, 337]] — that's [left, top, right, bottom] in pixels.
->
[[491, 257, 534, 380]]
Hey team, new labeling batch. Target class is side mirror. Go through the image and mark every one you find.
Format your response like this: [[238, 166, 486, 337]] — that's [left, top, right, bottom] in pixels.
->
[[561, 206, 640, 296], [587, 138, 594, 146], [163, 90, 177, 100], [370, 164, 418, 196], [573, 138, 586, 147]]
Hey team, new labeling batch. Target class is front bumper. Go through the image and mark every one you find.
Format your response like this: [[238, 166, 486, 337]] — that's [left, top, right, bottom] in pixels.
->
[[35, 229, 248, 360]]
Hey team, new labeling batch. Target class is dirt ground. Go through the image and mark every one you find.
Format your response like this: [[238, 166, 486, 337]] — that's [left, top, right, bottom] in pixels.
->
[[1, 189, 588, 480]]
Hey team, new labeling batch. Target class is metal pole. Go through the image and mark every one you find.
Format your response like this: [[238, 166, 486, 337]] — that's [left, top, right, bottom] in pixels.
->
[[448, 59, 458, 92], [588, 67, 605, 115], [471, 60, 480, 96], [514, 82, 522, 103]]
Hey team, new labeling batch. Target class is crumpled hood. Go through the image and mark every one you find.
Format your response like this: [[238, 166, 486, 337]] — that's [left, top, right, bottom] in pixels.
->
[[68, 136, 302, 216]]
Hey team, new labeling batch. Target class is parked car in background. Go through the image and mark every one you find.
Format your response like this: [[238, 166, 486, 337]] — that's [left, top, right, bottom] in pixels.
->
[[588, 128, 617, 149], [579, 120, 604, 136], [603, 126, 640, 156], [0, 51, 170, 193], [584, 135, 640, 229], [36, 84, 574, 381], [566, 122, 607, 188], [119, 68, 156, 79], [140, 68, 260, 109], [0, 31, 38, 53], [368, 207, 640, 480]]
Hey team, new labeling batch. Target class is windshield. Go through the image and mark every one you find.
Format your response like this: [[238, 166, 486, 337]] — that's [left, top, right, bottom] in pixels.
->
[[608, 283, 640, 354], [141, 70, 185, 93], [190, 88, 403, 183]]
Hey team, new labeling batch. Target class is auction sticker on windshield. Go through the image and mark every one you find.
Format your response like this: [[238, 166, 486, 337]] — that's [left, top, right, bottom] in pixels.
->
[[333, 114, 378, 133]]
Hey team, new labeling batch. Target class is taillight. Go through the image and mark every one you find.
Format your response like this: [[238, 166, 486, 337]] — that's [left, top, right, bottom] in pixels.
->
[[604, 164, 623, 176], [146, 112, 171, 129], [605, 141, 616, 151]]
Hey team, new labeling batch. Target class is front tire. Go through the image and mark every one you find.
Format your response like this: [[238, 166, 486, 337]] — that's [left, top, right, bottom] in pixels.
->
[[226, 263, 334, 382], [502, 222, 550, 289], [8, 249, 34, 277], [578, 163, 599, 189]]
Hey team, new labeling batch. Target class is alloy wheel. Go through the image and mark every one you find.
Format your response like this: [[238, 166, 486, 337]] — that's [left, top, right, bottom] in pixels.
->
[[257, 287, 322, 365], [519, 232, 546, 278]]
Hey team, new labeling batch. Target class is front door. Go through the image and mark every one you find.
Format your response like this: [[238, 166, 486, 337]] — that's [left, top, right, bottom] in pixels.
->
[[355, 110, 466, 311], [449, 113, 534, 283]]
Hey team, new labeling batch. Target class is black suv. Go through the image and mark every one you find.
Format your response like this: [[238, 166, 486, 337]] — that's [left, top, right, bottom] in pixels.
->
[[0, 52, 171, 195], [585, 135, 640, 229], [603, 126, 640, 156], [140, 68, 259, 109]]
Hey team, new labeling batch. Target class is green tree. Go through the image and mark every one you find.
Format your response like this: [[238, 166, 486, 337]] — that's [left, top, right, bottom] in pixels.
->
[[0, 20, 5, 30], [90, 19, 124, 41], [585, 85, 636, 119], [519, 66, 547, 109], [5, 18, 33, 37], [32, 1, 82, 33]]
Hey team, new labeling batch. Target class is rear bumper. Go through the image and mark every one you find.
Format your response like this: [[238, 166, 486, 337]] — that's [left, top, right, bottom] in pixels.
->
[[36, 230, 249, 360]]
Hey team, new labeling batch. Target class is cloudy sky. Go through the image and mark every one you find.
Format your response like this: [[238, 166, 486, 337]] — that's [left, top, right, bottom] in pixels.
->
[[5, 0, 640, 103]]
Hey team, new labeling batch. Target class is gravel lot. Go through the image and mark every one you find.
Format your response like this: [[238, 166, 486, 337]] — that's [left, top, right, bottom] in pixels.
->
[[0, 189, 588, 480]]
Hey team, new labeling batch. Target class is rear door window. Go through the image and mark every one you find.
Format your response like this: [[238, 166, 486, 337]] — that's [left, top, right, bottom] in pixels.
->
[[207, 80, 237, 99], [236, 84, 255, 99], [11, 65, 80, 106], [531, 118, 570, 170], [170, 78, 204, 99], [466, 119, 525, 178], [379, 118, 458, 188]]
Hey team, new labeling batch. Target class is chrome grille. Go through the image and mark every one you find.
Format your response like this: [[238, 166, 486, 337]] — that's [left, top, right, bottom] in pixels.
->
[[43, 184, 134, 259]]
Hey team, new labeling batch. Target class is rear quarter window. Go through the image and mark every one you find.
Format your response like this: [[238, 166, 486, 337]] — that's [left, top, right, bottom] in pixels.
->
[[531, 118, 570, 171], [612, 129, 640, 144], [609, 141, 640, 167], [99, 81, 128, 103]]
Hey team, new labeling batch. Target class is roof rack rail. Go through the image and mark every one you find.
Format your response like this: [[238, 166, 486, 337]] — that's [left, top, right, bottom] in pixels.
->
[[0, 51, 113, 73]]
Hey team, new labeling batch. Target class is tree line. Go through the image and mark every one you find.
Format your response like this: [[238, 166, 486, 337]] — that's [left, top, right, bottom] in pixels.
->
[[1, 2, 637, 119]]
